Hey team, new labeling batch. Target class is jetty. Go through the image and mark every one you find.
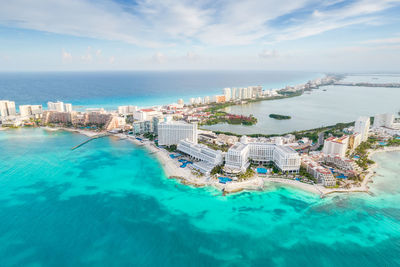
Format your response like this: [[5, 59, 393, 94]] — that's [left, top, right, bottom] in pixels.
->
[[71, 133, 110, 150]]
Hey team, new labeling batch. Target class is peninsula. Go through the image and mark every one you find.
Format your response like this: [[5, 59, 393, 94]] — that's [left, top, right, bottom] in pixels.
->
[[1, 74, 400, 197]]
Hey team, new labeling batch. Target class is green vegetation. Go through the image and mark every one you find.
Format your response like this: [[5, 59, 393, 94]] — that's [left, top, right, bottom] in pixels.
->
[[299, 166, 317, 183], [204, 90, 303, 113], [353, 137, 377, 170], [199, 141, 229, 152], [200, 111, 257, 126], [387, 138, 400, 146], [238, 167, 255, 180], [205, 121, 355, 143], [143, 132, 155, 141], [211, 165, 223, 175], [269, 114, 291, 120], [164, 145, 177, 152]]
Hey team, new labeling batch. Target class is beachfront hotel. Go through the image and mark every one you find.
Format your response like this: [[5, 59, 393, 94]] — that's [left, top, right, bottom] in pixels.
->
[[19, 105, 43, 118], [373, 113, 394, 128], [224, 136, 301, 174], [354, 116, 370, 142], [47, 101, 72, 112], [322, 136, 349, 157], [157, 121, 198, 146], [225, 142, 250, 173], [118, 105, 138, 115], [348, 133, 362, 151], [0, 100, 17, 119], [177, 139, 224, 174], [301, 156, 336, 186], [223, 88, 231, 101]]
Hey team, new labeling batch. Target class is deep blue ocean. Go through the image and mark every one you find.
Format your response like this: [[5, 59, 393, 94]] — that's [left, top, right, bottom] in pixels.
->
[[0, 71, 321, 108]]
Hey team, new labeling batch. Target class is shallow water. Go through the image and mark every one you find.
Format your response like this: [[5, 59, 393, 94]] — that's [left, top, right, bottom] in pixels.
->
[[1, 128, 400, 266]]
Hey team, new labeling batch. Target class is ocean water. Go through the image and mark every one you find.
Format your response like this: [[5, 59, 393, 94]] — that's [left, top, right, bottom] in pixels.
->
[[203, 79, 400, 135], [1, 128, 400, 266], [0, 71, 321, 109]]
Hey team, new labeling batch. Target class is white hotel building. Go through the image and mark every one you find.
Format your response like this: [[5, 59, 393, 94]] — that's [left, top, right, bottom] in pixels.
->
[[225, 142, 250, 173], [177, 139, 224, 174], [354, 116, 370, 142], [322, 136, 349, 158], [0, 100, 17, 119], [223, 88, 231, 101], [373, 113, 394, 128], [158, 121, 198, 146], [19, 105, 43, 118], [47, 101, 72, 112], [224, 136, 301, 174]]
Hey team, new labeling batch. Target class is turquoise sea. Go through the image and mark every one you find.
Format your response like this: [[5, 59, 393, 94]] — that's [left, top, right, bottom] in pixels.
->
[[1, 128, 400, 266]]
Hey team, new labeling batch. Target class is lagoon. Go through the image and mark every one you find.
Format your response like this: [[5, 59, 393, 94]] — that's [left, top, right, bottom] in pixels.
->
[[202, 82, 400, 135]]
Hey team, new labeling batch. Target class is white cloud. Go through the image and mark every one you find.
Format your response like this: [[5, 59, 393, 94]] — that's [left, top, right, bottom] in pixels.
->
[[1, 0, 398, 49], [61, 48, 72, 62], [361, 37, 400, 44], [152, 52, 166, 64], [259, 49, 278, 59], [109, 56, 115, 64]]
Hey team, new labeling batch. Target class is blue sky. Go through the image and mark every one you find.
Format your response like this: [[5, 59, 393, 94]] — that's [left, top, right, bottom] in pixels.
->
[[0, 0, 399, 71]]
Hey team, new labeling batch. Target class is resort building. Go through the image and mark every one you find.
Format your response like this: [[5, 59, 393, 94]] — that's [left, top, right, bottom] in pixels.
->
[[42, 111, 72, 124], [158, 121, 198, 146], [118, 105, 137, 115], [47, 101, 72, 112], [223, 88, 231, 101], [203, 96, 210, 104], [322, 136, 349, 157], [354, 116, 370, 142], [374, 113, 394, 128], [213, 95, 226, 103], [133, 109, 162, 121], [241, 87, 248, 99], [272, 145, 301, 173], [177, 139, 224, 174], [224, 136, 301, 175], [19, 105, 43, 118], [225, 142, 250, 173], [348, 133, 362, 151], [301, 156, 336, 186], [177, 99, 184, 105], [133, 120, 153, 135], [0, 100, 17, 119], [324, 154, 356, 171], [231, 88, 237, 100]]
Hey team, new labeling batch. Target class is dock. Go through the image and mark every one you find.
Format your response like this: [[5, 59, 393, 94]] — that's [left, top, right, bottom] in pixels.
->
[[71, 133, 110, 150]]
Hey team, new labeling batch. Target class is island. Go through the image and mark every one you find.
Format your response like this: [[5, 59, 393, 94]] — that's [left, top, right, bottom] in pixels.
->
[[269, 114, 291, 120]]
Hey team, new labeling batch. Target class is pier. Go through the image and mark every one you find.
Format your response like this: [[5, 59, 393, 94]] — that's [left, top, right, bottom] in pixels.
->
[[71, 133, 110, 150]]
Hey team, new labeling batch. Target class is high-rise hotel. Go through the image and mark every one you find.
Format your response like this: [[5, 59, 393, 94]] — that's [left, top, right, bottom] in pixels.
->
[[157, 121, 198, 146]]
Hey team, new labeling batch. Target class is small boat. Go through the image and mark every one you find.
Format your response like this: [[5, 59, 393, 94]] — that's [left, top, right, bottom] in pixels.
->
[[322, 89, 327, 91]]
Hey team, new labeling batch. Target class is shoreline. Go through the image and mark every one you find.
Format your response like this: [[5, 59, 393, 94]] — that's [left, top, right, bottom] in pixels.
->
[[38, 127, 400, 197], [119, 132, 400, 197]]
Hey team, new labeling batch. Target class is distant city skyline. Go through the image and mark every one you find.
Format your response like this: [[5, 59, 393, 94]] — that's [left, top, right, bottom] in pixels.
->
[[0, 0, 400, 72]]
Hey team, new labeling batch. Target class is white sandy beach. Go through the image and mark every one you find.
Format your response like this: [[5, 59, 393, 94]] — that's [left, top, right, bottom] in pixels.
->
[[120, 134, 400, 196], [60, 130, 400, 196]]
